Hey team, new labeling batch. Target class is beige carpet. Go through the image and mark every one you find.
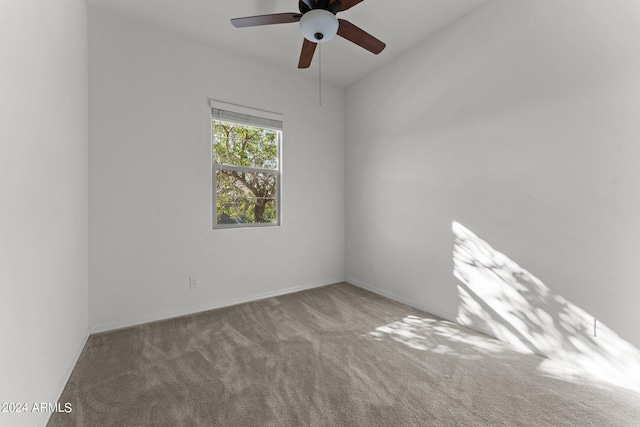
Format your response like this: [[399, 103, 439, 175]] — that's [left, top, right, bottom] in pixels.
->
[[49, 283, 640, 426]]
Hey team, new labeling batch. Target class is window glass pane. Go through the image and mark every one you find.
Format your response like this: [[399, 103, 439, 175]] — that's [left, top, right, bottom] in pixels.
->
[[216, 169, 277, 224], [212, 120, 278, 169]]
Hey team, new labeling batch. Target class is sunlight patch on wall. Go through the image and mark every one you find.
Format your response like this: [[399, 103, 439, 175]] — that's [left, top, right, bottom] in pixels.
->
[[452, 220, 640, 393]]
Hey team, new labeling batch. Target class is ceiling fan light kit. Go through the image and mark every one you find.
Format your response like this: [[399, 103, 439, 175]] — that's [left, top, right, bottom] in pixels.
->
[[230, 0, 385, 69], [300, 9, 339, 43]]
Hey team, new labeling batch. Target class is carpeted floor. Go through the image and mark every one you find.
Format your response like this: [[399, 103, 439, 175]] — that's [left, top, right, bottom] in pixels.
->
[[49, 283, 640, 426]]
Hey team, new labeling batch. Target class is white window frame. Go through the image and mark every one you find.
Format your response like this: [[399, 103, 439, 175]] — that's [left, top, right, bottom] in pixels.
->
[[210, 100, 282, 229]]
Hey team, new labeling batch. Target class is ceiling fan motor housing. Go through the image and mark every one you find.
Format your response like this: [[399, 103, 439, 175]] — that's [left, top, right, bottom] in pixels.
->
[[300, 9, 339, 43]]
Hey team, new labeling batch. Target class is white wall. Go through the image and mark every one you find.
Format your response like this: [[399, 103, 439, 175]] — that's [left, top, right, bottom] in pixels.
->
[[89, 10, 345, 331], [0, 1, 89, 426], [346, 0, 640, 354]]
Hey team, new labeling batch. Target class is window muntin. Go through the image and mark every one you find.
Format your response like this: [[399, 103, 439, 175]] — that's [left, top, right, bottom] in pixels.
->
[[212, 109, 281, 228]]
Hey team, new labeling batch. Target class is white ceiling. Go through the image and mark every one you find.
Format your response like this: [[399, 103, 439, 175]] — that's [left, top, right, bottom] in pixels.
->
[[88, 0, 488, 88]]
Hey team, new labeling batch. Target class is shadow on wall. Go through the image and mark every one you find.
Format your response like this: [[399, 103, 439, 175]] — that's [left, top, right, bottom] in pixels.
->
[[452, 220, 640, 393]]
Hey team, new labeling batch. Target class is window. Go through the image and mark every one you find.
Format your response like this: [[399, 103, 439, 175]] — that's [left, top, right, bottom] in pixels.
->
[[211, 101, 282, 228]]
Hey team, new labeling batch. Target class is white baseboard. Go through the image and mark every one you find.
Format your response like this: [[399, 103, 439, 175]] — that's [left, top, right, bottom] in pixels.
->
[[39, 327, 90, 427], [346, 277, 459, 324], [90, 277, 346, 334]]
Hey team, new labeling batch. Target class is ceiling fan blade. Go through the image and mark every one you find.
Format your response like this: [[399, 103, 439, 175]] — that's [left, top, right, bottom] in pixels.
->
[[337, 19, 385, 54], [298, 39, 317, 68], [231, 13, 301, 28], [330, 0, 364, 12]]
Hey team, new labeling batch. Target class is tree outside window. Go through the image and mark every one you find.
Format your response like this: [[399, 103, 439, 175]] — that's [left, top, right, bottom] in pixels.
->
[[212, 118, 281, 227]]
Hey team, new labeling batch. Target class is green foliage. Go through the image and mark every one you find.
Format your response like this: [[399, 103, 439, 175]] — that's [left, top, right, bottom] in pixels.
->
[[213, 121, 278, 169], [213, 120, 279, 224]]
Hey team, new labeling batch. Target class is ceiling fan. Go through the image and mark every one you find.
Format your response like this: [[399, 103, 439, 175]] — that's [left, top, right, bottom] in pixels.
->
[[231, 0, 386, 69]]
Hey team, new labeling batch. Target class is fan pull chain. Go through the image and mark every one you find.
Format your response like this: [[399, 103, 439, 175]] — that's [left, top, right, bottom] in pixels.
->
[[318, 42, 322, 106]]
